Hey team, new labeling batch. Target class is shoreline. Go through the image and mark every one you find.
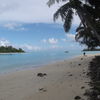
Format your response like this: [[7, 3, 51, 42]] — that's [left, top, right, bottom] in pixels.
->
[[0, 53, 98, 76], [0, 54, 99, 100], [0, 52, 25, 54], [0, 53, 82, 76], [0, 54, 85, 76]]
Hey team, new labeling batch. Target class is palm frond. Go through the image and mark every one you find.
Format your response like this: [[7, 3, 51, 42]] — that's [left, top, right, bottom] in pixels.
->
[[76, 27, 84, 32], [47, 0, 67, 7], [53, 2, 73, 32], [76, 22, 83, 32], [53, 2, 71, 21], [75, 28, 95, 44], [63, 9, 74, 32], [75, 30, 85, 42], [76, 29, 100, 48]]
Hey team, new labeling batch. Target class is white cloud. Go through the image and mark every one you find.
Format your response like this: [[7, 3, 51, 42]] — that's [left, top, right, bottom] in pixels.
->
[[3, 23, 19, 29], [0, 0, 80, 25], [0, 38, 83, 51], [3, 23, 26, 30], [0, 38, 41, 51], [66, 33, 75, 40], [48, 38, 58, 44], [42, 38, 58, 44], [0, 0, 58, 23], [61, 38, 67, 42], [0, 39, 11, 46], [62, 33, 75, 42], [21, 44, 41, 51], [50, 45, 63, 49]]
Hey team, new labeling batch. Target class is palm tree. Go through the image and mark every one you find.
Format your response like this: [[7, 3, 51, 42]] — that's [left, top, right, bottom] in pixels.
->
[[75, 26, 100, 50], [87, 0, 100, 9], [47, 0, 100, 42]]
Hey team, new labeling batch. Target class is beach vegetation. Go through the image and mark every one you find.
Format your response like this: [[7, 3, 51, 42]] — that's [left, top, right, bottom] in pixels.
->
[[75, 27, 100, 50], [47, 0, 100, 49], [0, 46, 25, 53]]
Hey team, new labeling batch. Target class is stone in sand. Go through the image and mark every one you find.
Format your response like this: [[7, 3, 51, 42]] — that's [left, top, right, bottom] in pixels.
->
[[78, 64, 81, 66], [74, 96, 81, 100], [37, 73, 47, 77], [81, 86, 85, 89], [81, 58, 83, 60], [69, 74, 73, 76], [39, 88, 47, 92]]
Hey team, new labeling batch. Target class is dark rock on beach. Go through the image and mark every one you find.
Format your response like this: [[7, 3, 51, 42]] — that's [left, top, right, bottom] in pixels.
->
[[81, 86, 85, 89], [39, 88, 47, 92], [69, 74, 73, 76], [81, 58, 83, 60], [37, 73, 47, 77], [78, 64, 81, 66], [74, 96, 81, 100]]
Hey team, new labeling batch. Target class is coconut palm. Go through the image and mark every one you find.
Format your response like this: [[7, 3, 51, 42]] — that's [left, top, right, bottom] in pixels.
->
[[75, 26, 100, 50], [87, 0, 100, 9], [47, 0, 100, 42], [86, 0, 100, 19]]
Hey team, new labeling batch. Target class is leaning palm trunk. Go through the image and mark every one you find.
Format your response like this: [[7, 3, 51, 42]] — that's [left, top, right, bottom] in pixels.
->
[[48, 0, 100, 42], [76, 6, 100, 42]]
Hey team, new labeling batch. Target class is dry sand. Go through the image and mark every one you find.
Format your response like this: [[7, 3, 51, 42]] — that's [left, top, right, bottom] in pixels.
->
[[0, 54, 98, 100]]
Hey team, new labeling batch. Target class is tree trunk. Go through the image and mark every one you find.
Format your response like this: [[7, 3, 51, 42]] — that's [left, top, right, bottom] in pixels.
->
[[76, 7, 100, 42]]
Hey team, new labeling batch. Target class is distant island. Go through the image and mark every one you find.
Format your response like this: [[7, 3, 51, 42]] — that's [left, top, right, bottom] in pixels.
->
[[83, 48, 100, 51], [0, 46, 25, 53]]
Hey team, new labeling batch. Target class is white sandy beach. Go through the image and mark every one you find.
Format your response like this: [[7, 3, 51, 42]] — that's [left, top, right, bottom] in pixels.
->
[[0, 54, 98, 100]]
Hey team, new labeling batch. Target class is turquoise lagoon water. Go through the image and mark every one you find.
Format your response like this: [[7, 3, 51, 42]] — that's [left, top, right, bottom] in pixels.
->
[[0, 50, 100, 74]]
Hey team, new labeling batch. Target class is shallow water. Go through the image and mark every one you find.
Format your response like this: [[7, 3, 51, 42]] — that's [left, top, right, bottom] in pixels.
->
[[0, 50, 100, 74]]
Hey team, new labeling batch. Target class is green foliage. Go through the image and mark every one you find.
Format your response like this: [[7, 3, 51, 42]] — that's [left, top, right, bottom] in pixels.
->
[[0, 46, 25, 53], [64, 8, 73, 32], [48, 0, 100, 49], [53, 2, 74, 32], [47, 0, 67, 7], [75, 24, 100, 50]]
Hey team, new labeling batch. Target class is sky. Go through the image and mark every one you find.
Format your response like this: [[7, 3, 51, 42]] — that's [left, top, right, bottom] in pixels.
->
[[0, 0, 82, 51]]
